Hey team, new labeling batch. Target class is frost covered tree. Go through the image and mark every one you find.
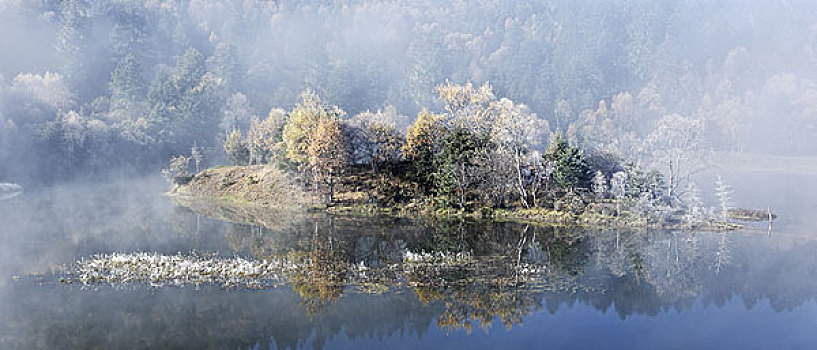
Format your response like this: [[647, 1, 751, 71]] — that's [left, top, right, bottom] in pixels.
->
[[246, 108, 286, 165], [109, 54, 144, 114], [436, 81, 496, 134], [191, 142, 203, 173], [11, 72, 74, 111], [683, 182, 705, 221], [162, 155, 191, 184], [219, 92, 254, 137], [634, 192, 656, 219], [347, 108, 405, 173], [715, 174, 732, 221], [491, 98, 550, 208], [644, 114, 707, 201], [207, 43, 242, 91], [57, 0, 89, 86], [553, 99, 573, 133], [530, 154, 554, 207], [611, 171, 628, 216], [592, 170, 608, 200]]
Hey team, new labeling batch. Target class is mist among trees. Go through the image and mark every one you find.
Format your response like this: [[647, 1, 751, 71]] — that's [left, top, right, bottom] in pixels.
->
[[2, 0, 816, 185]]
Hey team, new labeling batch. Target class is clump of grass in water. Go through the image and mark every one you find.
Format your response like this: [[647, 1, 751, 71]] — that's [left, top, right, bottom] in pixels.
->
[[403, 250, 474, 264], [62, 250, 552, 293], [63, 252, 298, 289]]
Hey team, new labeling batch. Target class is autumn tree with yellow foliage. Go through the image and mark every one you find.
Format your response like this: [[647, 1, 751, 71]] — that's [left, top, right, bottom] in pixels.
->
[[403, 109, 443, 190], [282, 90, 346, 165], [308, 118, 348, 203]]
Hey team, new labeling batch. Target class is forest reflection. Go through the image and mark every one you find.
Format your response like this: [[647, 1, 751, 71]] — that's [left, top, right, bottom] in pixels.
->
[[212, 210, 796, 330], [3, 200, 817, 350]]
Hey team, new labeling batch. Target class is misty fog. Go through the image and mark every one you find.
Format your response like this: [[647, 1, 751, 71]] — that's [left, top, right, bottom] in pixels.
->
[[1, 0, 817, 185], [2, 1, 817, 349]]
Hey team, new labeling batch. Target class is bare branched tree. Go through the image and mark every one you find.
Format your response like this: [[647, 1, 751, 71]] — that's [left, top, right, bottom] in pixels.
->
[[491, 98, 550, 208], [644, 114, 708, 202]]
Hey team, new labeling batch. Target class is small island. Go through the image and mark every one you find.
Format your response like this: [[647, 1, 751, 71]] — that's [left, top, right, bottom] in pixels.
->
[[166, 83, 748, 231]]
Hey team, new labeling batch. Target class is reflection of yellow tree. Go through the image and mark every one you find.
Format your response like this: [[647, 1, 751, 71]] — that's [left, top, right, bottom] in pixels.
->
[[217, 217, 586, 326], [407, 256, 543, 333], [287, 243, 349, 317], [417, 283, 542, 333]]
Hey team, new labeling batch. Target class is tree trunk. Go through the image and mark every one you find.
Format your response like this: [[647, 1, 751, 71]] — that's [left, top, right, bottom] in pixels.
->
[[459, 163, 466, 209], [667, 160, 675, 200], [532, 188, 538, 207], [327, 170, 334, 204], [313, 169, 319, 193], [515, 149, 530, 208]]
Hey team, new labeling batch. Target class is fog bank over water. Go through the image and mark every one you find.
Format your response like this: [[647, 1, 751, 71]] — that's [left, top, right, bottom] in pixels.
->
[[0, 182, 22, 200], [2, 171, 817, 349]]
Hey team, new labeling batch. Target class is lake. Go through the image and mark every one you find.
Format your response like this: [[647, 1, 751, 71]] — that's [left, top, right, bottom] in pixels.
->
[[1, 170, 815, 350]]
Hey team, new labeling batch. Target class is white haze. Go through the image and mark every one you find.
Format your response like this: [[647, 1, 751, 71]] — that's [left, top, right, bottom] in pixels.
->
[[0, 0, 816, 185]]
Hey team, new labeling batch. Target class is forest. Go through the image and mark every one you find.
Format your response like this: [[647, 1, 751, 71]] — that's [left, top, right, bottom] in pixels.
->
[[2, 0, 816, 188], [4, 3, 817, 349], [165, 82, 726, 229]]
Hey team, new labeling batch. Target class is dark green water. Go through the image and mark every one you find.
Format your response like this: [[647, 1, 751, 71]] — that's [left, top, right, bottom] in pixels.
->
[[1, 173, 815, 350]]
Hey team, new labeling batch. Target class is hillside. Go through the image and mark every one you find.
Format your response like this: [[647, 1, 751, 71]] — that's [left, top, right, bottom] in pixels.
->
[[170, 165, 314, 209]]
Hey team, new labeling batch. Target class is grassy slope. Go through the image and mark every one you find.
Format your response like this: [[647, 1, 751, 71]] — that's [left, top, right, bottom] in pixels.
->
[[170, 165, 315, 208]]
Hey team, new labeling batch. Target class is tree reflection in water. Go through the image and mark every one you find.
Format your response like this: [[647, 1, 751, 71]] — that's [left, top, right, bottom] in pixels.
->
[[217, 214, 590, 329], [9, 204, 817, 350], [216, 213, 741, 331]]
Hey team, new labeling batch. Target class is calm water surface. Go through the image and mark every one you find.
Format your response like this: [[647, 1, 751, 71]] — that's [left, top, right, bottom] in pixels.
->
[[0, 172, 815, 350]]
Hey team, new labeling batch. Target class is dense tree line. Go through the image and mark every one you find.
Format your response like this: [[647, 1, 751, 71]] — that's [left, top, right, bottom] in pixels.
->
[[2, 0, 817, 184], [211, 83, 695, 226]]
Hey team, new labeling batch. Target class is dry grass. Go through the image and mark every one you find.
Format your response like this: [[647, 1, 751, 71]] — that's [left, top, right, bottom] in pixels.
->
[[170, 165, 315, 208]]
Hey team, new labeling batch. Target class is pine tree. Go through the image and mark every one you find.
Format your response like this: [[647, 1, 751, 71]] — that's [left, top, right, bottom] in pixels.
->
[[208, 43, 241, 91], [404, 109, 443, 191], [174, 48, 206, 94], [58, 0, 89, 87], [715, 174, 732, 221], [435, 126, 491, 208], [109, 54, 144, 112], [543, 134, 591, 190], [162, 155, 191, 185]]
